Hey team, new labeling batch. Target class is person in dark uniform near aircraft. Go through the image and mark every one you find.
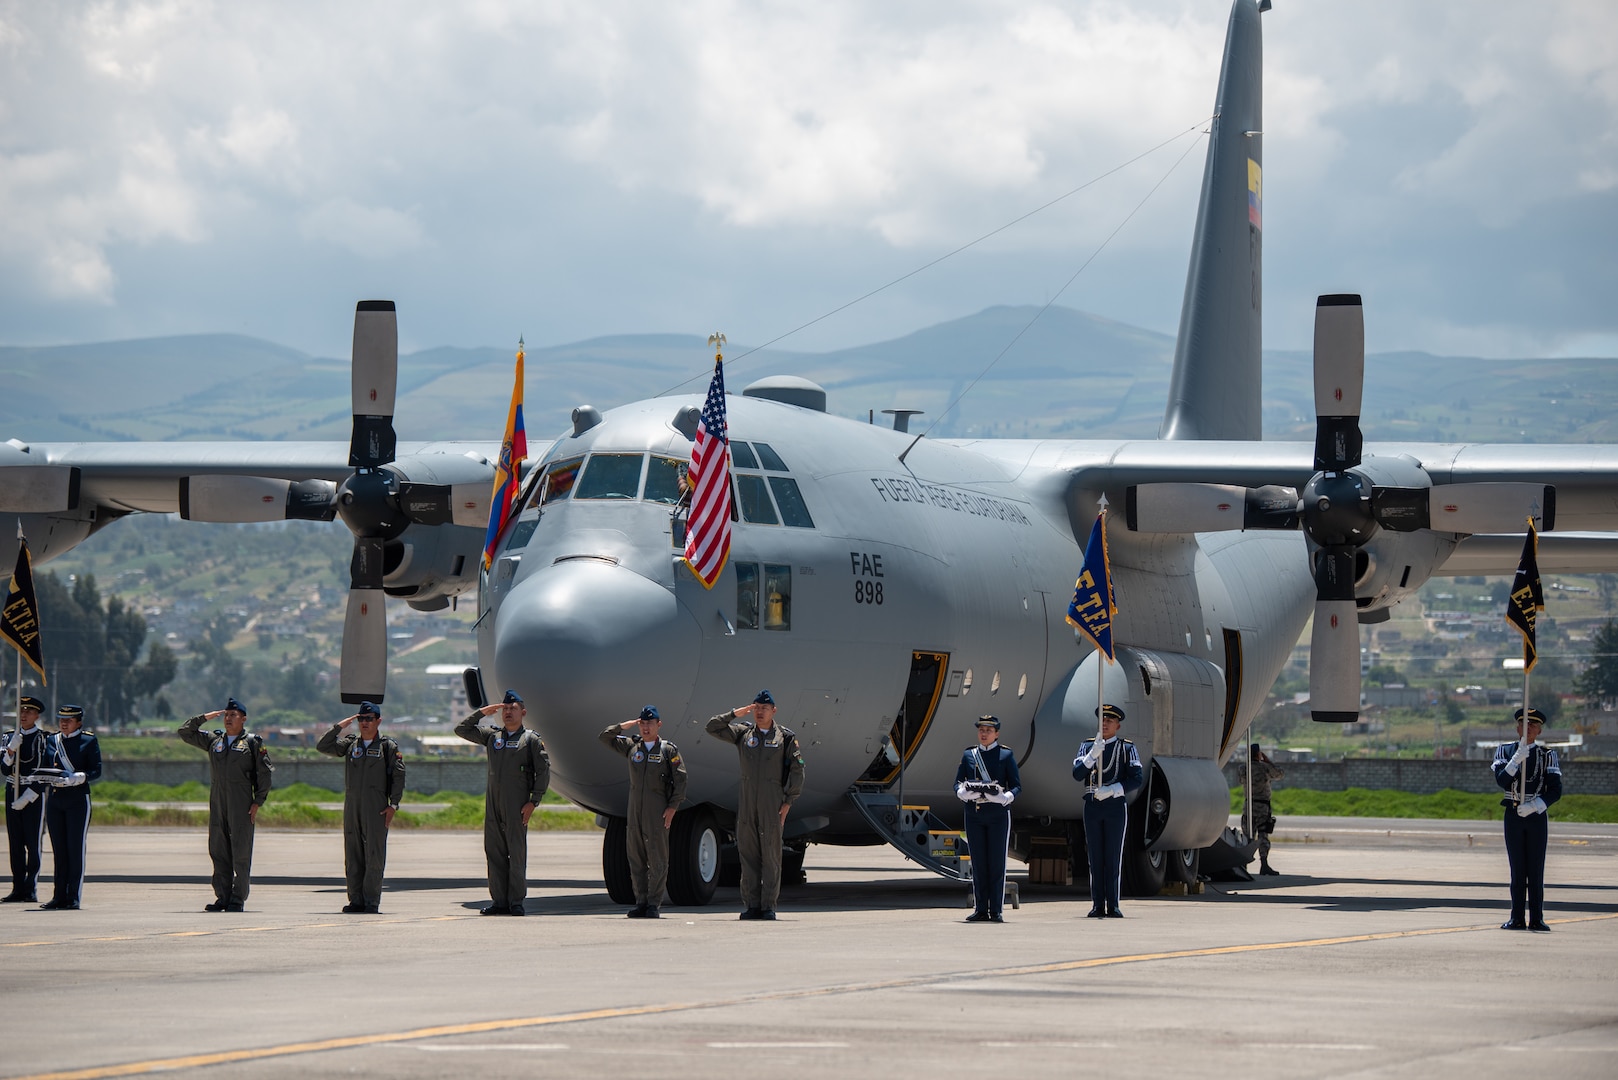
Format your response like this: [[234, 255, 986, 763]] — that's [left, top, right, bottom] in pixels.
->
[[456, 690, 550, 915], [178, 697, 274, 912], [1236, 742, 1285, 875], [1492, 707, 1561, 932], [706, 690, 805, 920], [2, 696, 50, 902], [954, 715, 1021, 923], [599, 705, 688, 918], [317, 700, 406, 914], [1073, 703, 1144, 918], [41, 704, 101, 910]]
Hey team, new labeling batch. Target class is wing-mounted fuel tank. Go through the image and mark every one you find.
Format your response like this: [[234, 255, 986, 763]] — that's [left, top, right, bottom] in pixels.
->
[[1023, 644, 1232, 852]]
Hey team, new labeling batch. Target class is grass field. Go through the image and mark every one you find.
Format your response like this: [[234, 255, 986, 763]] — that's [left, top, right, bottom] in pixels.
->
[[1233, 787, 1618, 824]]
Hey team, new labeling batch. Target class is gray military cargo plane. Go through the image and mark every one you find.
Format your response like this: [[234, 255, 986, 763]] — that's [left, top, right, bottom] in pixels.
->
[[3, 0, 1616, 904]]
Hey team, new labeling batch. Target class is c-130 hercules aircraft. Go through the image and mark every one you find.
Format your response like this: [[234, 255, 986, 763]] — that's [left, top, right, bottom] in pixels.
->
[[3, 0, 1616, 905]]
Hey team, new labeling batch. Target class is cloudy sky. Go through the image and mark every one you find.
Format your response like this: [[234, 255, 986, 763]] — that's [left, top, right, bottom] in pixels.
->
[[1, 0, 1614, 364]]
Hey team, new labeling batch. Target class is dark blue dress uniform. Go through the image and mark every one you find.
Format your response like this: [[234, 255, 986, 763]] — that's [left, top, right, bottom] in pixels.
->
[[1491, 728, 1562, 931], [2, 705, 50, 902], [42, 707, 102, 910], [954, 723, 1021, 922], [1074, 722, 1144, 917]]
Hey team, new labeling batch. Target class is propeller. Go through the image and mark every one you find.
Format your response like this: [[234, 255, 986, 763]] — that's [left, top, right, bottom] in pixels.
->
[[1128, 294, 1553, 723]]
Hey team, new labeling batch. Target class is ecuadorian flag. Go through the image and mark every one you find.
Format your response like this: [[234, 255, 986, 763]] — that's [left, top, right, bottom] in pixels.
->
[[481, 344, 528, 570]]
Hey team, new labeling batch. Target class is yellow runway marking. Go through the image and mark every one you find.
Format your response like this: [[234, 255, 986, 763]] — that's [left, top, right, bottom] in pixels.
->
[[13, 912, 1618, 1080]]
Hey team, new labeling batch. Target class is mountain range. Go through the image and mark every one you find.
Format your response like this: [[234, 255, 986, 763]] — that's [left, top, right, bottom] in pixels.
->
[[4, 305, 1615, 447]]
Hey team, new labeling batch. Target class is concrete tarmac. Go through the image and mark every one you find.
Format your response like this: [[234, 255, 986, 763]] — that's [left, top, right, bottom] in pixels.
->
[[1, 817, 1614, 1079]]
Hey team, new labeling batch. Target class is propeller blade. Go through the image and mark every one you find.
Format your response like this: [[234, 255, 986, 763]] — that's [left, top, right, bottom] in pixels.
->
[[1126, 483, 1300, 533], [0, 466, 79, 512], [396, 481, 493, 528], [1310, 545, 1360, 722], [340, 536, 387, 703], [179, 477, 338, 523], [1427, 483, 1555, 534], [1312, 294, 1365, 473], [349, 300, 399, 469]]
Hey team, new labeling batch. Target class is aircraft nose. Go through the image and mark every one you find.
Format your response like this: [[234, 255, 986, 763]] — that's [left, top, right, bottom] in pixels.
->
[[491, 559, 700, 798]]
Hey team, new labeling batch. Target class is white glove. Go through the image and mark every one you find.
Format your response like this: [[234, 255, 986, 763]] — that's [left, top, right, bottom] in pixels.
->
[[991, 789, 1015, 806], [11, 788, 38, 810], [1077, 748, 1100, 770], [55, 772, 86, 788], [1517, 796, 1547, 817], [955, 782, 980, 804], [3, 731, 19, 753], [1091, 784, 1111, 801], [1105, 783, 1124, 800], [1506, 743, 1531, 775]]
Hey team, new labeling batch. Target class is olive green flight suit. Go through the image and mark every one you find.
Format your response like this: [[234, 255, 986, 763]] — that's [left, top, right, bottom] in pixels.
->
[[455, 713, 550, 911], [598, 726, 688, 906], [178, 715, 274, 904], [316, 725, 406, 909], [706, 711, 805, 912]]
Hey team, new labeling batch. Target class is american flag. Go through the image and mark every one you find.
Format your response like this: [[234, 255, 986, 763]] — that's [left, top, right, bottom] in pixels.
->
[[683, 355, 732, 588]]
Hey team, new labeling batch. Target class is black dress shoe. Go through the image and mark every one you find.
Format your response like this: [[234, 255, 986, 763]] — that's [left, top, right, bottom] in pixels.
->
[[739, 908, 762, 921], [989, 914, 1004, 923], [480, 905, 509, 916], [1106, 907, 1124, 918], [626, 904, 649, 918], [40, 898, 65, 910], [964, 912, 991, 923], [341, 902, 365, 914], [224, 901, 245, 912], [507, 905, 526, 916], [205, 899, 228, 912], [759, 910, 776, 921], [1, 891, 34, 903], [363, 905, 381, 914], [643, 907, 660, 919], [1500, 919, 1527, 930], [1259, 865, 1280, 876], [1086, 906, 1105, 919], [1528, 920, 1551, 932]]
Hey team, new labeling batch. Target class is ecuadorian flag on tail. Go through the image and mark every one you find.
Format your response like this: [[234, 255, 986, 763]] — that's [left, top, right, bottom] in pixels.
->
[[481, 341, 529, 571], [1066, 510, 1116, 662]]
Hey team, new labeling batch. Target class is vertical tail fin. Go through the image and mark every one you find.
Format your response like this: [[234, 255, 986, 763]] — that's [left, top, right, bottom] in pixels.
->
[[1159, 0, 1265, 441]]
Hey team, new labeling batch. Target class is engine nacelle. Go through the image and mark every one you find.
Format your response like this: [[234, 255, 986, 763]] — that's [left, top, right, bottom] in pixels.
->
[[1343, 528, 1458, 617], [381, 524, 485, 610]]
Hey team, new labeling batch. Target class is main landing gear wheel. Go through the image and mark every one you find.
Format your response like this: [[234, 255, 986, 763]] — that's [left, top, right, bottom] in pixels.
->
[[667, 806, 721, 906], [602, 816, 635, 905], [1167, 846, 1201, 886]]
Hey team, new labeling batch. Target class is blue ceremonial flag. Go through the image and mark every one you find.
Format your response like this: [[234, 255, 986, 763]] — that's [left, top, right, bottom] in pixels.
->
[[1066, 511, 1116, 662]]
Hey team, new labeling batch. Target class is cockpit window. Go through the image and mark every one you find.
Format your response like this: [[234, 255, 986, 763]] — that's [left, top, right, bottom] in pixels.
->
[[574, 453, 645, 500], [735, 473, 779, 525], [644, 456, 686, 505], [753, 443, 789, 471], [768, 477, 814, 528], [540, 458, 583, 505], [730, 441, 759, 469]]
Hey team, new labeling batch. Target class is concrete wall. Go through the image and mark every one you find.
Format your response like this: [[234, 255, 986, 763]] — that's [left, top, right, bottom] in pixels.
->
[[103, 759, 489, 796], [1223, 759, 1618, 796]]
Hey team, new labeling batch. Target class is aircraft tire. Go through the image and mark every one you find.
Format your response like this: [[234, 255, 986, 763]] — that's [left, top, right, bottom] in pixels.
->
[[601, 816, 636, 905], [1120, 809, 1167, 897], [667, 806, 721, 906], [1166, 846, 1201, 886]]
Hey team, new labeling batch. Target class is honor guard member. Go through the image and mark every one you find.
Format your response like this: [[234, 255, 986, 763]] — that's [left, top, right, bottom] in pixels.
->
[[2, 696, 49, 902], [1073, 704, 1144, 918], [706, 690, 805, 920], [41, 705, 101, 910], [599, 706, 688, 918], [1237, 743, 1286, 875], [317, 701, 406, 913], [1492, 707, 1562, 931], [179, 697, 274, 912], [954, 715, 1021, 923], [456, 690, 550, 915]]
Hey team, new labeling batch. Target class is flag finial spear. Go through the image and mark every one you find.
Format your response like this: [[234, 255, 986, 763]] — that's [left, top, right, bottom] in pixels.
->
[[707, 332, 726, 363]]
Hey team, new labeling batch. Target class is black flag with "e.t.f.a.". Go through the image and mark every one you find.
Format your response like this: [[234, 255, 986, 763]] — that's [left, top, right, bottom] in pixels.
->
[[1, 530, 46, 681], [1504, 520, 1544, 671]]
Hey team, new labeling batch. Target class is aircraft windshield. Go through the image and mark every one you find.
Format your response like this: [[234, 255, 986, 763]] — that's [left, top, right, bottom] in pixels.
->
[[768, 477, 814, 528], [540, 458, 582, 505], [575, 453, 645, 499], [753, 442, 789, 471], [730, 442, 759, 469], [735, 474, 778, 524], [644, 456, 685, 504]]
